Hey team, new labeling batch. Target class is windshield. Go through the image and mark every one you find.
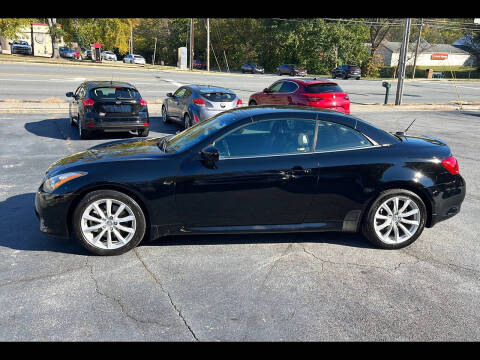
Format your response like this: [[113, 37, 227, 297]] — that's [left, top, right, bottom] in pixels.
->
[[165, 112, 237, 153]]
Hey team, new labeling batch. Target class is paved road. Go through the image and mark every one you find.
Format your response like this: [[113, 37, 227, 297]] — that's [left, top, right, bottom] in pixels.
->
[[0, 110, 479, 341], [1, 62, 479, 106]]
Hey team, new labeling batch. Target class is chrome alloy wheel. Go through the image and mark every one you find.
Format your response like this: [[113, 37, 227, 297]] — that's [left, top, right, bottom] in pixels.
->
[[80, 199, 136, 250], [373, 196, 420, 244]]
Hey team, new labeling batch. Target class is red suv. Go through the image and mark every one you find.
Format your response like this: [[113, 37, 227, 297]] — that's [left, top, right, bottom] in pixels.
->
[[248, 78, 350, 114]]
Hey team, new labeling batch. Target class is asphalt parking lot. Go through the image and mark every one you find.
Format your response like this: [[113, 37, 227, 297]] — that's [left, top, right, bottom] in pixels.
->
[[0, 109, 479, 341]]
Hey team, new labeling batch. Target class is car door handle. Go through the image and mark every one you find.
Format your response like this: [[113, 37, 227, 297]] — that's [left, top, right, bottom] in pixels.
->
[[284, 166, 312, 180]]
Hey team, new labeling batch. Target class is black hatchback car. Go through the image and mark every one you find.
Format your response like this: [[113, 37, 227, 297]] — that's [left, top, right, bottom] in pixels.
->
[[35, 105, 465, 256], [241, 62, 265, 74], [332, 65, 362, 80], [66, 81, 149, 139], [277, 64, 307, 76]]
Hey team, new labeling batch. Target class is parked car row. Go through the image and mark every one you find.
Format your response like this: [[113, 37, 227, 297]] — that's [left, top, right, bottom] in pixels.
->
[[123, 54, 146, 64], [9, 40, 32, 55], [239, 62, 362, 79]]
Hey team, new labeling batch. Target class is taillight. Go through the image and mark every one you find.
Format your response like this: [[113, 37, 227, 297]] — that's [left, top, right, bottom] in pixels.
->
[[236, 98, 243, 106], [194, 115, 199, 123], [139, 99, 147, 106], [192, 98, 206, 106], [82, 98, 95, 107], [441, 156, 459, 175]]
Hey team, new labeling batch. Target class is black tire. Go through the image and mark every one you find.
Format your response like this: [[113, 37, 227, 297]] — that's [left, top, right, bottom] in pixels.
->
[[242, 69, 245, 73], [183, 113, 192, 130], [72, 190, 147, 256], [290, 71, 295, 76], [78, 115, 91, 140], [343, 73, 348, 80], [162, 105, 170, 124], [249, 100, 257, 106], [138, 128, 149, 137], [332, 73, 336, 79], [356, 77, 361, 80], [361, 189, 427, 250]]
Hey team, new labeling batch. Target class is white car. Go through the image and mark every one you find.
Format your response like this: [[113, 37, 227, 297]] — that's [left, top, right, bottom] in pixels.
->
[[101, 51, 117, 61], [123, 54, 146, 65]]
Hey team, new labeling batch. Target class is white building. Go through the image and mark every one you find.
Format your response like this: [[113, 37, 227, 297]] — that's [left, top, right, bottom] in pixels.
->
[[375, 40, 476, 67]]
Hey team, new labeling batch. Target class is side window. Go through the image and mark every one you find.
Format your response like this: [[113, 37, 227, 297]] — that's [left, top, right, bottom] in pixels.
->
[[174, 88, 186, 97], [279, 81, 298, 93], [74, 85, 82, 97], [183, 88, 192, 98], [77, 85, 86, 99], [268, 82, 283, 93], [214, 119, 316, 158], [315, 121, 372, 152]]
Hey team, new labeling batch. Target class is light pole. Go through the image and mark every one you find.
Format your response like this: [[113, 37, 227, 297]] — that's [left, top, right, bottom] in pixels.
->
[[153, 37, 157, 66], [395, 18, 411, 105]]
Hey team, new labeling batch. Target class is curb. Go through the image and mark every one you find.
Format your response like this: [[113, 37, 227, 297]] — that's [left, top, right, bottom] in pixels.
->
[[1, 102, 479, 114]]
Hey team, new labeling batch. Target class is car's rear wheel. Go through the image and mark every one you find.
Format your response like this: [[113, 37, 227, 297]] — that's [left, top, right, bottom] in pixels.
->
[[184, 113, 192, 129], [138, 129, 149, 137], [362, 189, 427, 249], [73, 190, 146, 256], [78, 116, 91, 140]]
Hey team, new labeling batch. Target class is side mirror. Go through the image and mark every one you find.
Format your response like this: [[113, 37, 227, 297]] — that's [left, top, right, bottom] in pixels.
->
[[167, 93, 173, 98], [8, 42, 12, 45], [66, 92, 74, 97], [263, 88, 269, 93], [200, 145, 219, 169]]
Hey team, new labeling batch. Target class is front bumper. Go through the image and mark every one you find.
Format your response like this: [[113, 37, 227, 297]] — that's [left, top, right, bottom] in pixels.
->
[[35, 188, 76, 238]]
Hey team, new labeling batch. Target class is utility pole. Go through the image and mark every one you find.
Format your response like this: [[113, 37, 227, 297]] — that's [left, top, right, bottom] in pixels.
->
[[153, 37, 157, 66], [130, 24, 133, 54], [412, 18, 423, 79], [206, 18, 210, 72], [395, 18, 411, 105], [189, 18, 194, 70]]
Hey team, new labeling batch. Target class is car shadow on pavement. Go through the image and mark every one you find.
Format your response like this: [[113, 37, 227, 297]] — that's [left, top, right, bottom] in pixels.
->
[[24, 117, 179, 142], [0, 193, 88, 255]]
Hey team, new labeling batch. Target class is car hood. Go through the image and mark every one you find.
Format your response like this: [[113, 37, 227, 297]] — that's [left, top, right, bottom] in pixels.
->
[[45, 137, 166, 177]]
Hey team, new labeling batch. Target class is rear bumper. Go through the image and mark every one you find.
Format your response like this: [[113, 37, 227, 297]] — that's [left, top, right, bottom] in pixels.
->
[[428, 174, 466, 227], [83, 113, 149, 131]]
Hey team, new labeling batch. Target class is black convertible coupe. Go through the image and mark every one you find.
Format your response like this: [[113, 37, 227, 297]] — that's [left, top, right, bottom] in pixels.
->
[[35, 106, 465, 255]]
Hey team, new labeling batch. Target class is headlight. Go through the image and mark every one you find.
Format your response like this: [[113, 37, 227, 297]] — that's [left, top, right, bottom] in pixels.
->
[[43, 172, 87, 193]]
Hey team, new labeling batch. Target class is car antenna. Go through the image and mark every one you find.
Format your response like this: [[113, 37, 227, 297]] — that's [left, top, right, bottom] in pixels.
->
[[396, 118, 416, 136]]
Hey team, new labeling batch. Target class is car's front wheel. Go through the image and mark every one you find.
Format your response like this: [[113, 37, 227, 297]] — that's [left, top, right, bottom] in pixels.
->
[[138, 128, 149, 137], [73, 190, 147, 256], [249, 100, 257, 106], [362, 189, 427, 249]]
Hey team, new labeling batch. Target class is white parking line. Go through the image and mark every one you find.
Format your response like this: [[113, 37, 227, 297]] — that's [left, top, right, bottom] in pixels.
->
[[163, 79, 183, 87]]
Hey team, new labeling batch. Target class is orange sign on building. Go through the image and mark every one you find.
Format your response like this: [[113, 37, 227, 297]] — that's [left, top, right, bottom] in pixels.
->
[[431, 53, 449, 60]]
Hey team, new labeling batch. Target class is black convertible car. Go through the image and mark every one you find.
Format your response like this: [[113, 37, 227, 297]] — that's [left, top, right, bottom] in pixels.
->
[[35, 106, 465, 255]]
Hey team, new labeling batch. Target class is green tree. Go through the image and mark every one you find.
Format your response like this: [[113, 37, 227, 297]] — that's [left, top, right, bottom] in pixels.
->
[[0, 18, 34, 38]]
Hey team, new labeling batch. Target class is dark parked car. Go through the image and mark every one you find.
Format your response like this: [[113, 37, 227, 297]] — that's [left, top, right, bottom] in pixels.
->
[[82, 50, 92, 60], [249, 78, 350, 114], [332, 65, 362, 80], [66, 81, 149, 139], [277, 64, 307, 76], [162, 85, 242, 129], [10, 40, 32, 55], [35, 105, 465, 256], [59, 46, 77, 59], [241, 62, 264, 74], [193, 59, 207, 70]]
